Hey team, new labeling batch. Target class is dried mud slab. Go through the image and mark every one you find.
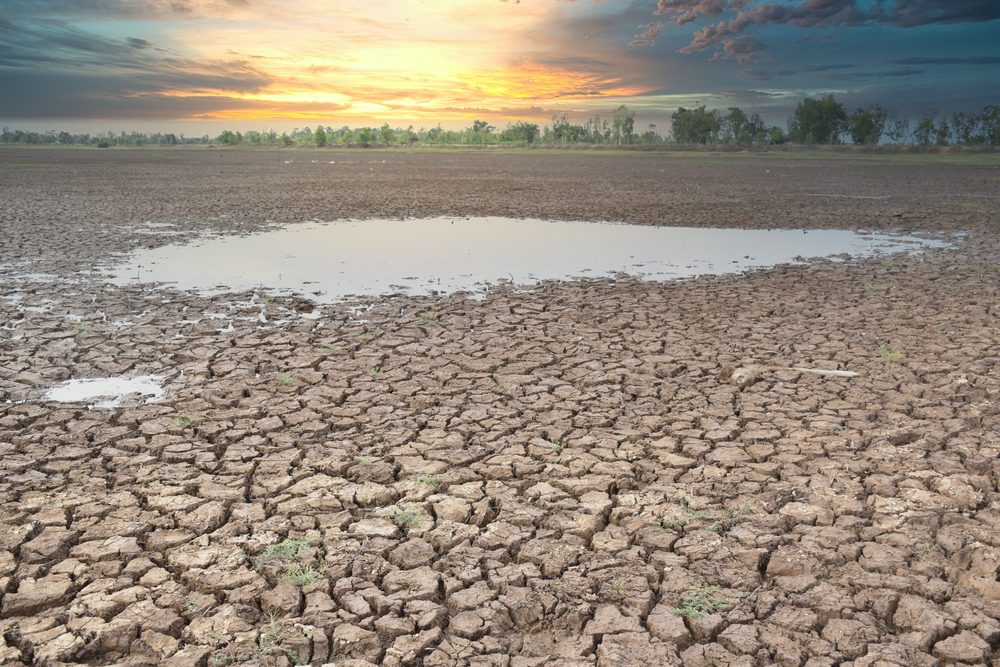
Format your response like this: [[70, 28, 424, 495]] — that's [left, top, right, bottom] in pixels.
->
[[0, 148, 999, 667]]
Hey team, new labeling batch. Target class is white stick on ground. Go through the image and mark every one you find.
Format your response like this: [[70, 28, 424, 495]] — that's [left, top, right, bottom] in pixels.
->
[[792, 368, 860, 377]]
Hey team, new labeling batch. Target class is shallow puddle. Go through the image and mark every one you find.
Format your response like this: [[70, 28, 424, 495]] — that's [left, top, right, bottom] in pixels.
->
[[109, 218, 950, 302], [45, 375, 165, 408]]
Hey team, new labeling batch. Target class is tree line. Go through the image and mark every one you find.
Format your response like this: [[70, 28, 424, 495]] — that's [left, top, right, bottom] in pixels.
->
[[0, 105, 647, 149], [3, 98, 998, 148], [670, 97, 1000, 146]]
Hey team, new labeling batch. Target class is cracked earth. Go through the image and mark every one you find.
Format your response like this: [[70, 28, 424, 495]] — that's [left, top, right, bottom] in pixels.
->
[[1, 148, 999, 667]]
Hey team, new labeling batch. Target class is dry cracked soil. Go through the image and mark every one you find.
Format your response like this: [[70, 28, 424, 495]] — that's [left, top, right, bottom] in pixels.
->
[[1, 146, 1000, 667]]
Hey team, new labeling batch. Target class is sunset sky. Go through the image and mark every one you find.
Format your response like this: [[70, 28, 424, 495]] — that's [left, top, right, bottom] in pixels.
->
[[1, 0, 997, 134]]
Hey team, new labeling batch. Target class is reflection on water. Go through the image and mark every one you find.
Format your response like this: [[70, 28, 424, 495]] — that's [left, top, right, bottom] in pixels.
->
[[46, 375, 165, 408], [110, 217, 949, 302]]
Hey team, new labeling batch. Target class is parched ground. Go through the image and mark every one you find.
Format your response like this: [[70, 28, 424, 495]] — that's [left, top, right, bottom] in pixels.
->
[[1, 147, 999, 667]]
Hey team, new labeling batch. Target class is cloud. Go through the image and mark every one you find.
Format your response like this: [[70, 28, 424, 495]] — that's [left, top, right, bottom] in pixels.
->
[[819, 67, 924, 81], [628, 21, 663, 47], [655, 0, 1000, 59], [2, 0, 259, 21], [803, 64, 854, 72], [708, 36, 766, 62], [714, 88, 780, 100], [0, 70, 251, 119], [734, 62, 924, 83], [735, 68, 797, 81], [886, 56, 1000, 66], [0, 20, 273, 95], [654, 0, 753, 24], [636, 21, 663, 38]]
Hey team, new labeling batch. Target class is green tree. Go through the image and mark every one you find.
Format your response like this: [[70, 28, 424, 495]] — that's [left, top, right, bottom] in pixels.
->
[[357, 127, 375, 147], [934, 117, 950, 146], [613, 105, 636, 145], [57, 131, 73, 145], [280, 132, 293, 146], [472, 120, 494, 134], [950, 112, 976, 145], [884, 109, 909, 144], [847, 104, 888, 146], [980, 105, 1000, 146], [314, 125, 327, 147], [499, 121, 539, 144], [379, 123, 395, 146], [787, 95, 848, 144], [913, 110, 937, 146], [670, 107, 721, 144], [218, 130, 237, 146], [720, 107, 767, 145]]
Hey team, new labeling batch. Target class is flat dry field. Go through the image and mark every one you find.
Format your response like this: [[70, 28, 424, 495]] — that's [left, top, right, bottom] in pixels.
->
[[1, 147, 999, 667]]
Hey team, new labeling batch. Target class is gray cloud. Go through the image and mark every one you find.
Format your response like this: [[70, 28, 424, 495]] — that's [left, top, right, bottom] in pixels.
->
[[735, 68, 797, 81], [819, 67, 925, 81], [714, 88, 780, 100], [708, 36, 765, 63], [734, 62, 925, 83], [0, 20, 273, 99], [627, 21, 664, 47], [0, 71, 343, 120], [1, 0, 252, 21], [126, 37, 154, 49], [886, 56, 1000, 66], [803, 63, 854, 72]]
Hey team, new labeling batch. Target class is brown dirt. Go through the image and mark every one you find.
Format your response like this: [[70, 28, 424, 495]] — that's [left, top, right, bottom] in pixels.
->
[[1, 146, 999, 667]]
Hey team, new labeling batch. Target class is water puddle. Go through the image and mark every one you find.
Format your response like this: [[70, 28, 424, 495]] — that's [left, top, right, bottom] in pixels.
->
[[109, 218, 951, 302], [45, 375, 165, 408]]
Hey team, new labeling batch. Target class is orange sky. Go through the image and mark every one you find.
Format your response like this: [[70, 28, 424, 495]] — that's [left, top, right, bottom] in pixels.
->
[[158, 0, 660, 124]]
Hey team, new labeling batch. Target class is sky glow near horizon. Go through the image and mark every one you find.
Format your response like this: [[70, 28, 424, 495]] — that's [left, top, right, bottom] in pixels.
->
[[0, 0, 997, 133]]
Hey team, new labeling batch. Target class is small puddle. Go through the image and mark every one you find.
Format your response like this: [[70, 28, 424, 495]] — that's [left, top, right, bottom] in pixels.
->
[[45, 375, 165, 408], [109, 218, 950, 302]]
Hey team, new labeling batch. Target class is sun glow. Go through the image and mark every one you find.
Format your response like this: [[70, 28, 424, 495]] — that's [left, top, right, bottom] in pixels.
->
[[118, 0, 653, 123]]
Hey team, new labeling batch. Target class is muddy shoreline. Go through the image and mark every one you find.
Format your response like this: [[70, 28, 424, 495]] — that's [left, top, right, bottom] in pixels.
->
[[1, 148, 999, 667]]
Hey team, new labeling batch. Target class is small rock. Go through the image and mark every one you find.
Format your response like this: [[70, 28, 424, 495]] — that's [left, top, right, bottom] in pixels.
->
[[584, 605, 644, 637], [389, 538, 435, 569], [932, 630, 990, 663], [261, 582, 303, 618]]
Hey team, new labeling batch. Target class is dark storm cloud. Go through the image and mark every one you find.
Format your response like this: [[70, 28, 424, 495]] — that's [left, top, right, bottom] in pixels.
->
[[652, 0, 1000, 60]]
